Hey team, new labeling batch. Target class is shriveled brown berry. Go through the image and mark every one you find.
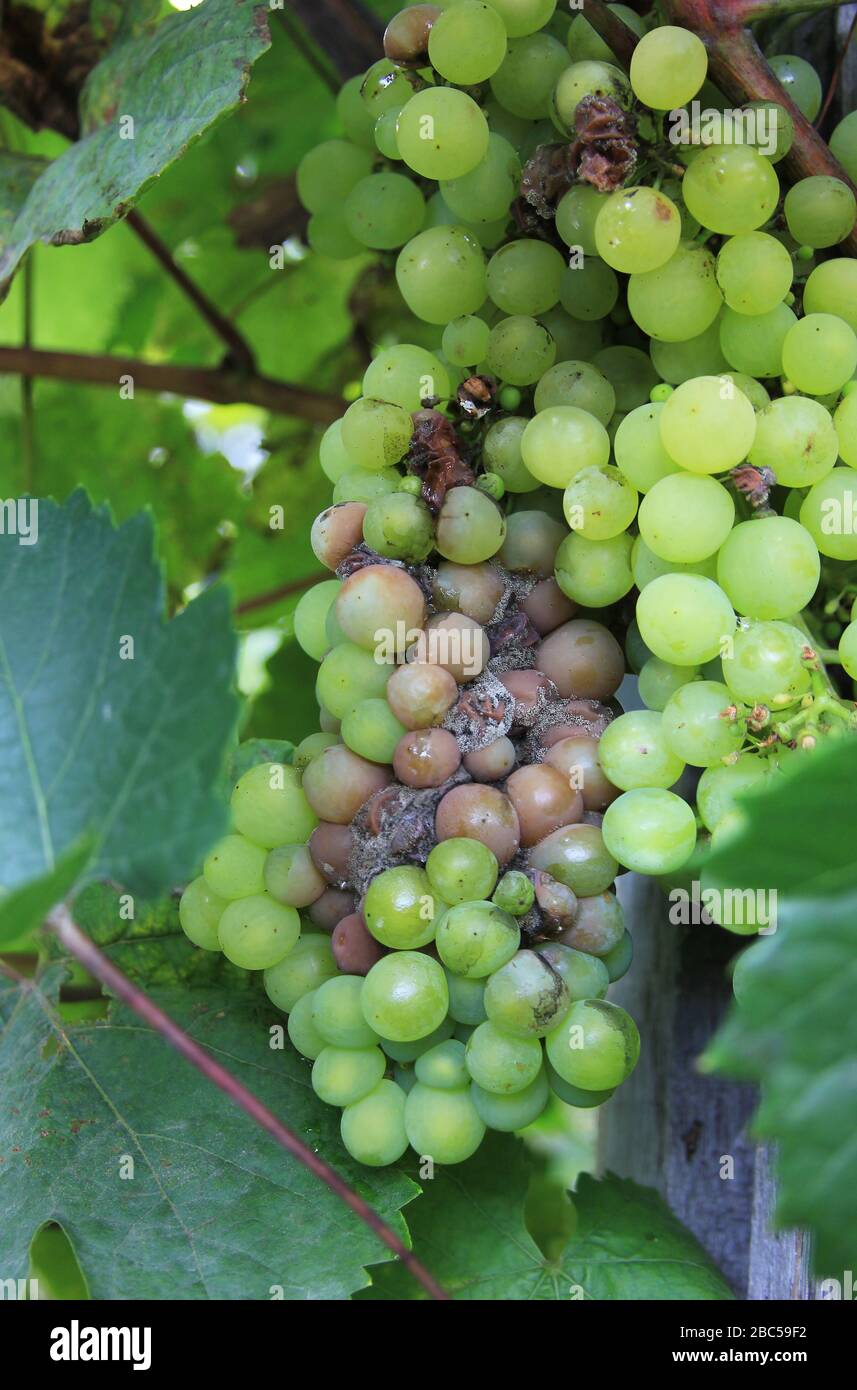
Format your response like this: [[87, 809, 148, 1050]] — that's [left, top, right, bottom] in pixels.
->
[[393, 727, 462, 788], [384, 4, 441, 66], [309, 822, 354, 887], [498, 668, 554, 724], [533, 870, 577, 927]]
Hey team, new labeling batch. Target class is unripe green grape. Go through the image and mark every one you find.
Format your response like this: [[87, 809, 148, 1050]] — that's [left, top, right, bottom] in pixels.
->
[[630, 25, 707, 109], [631, 536, 717, 591], [639, 473, 734, 564], [554, 530, 634, 606], [264, 844, 325, 909], [489, 0, 557, 37], [624, 617, 654, 675], [594, 186, 681, 275], [362, 491, 434, 563], [362, 951, 448, 1042], [769, 53, 822, 121], [781, 313, 857, 397], [830, 108, 857, 182], [319, 420, 353, 485], [428, 0, 507, 84], [636, 573, 736, 665], [363, 343, 451, 412], [717, 516, 820, 619], [498, 510, 565, 575], [374, 105, 403, 160], [659, 374, 756, 474], [404, 1082, 485, 1163], [835, 392, 857, 468], [436, 485, 506, 562], [179, 876, 227, 951], [555, 186, 609, 257], [529, 822, 618, 897], [204, 833, 266, 900], [563, 464, 638, 541], [341, 397, 413, 471], [426, 837, 499, 906], [740, 99, 793, 163], [546, 998, 639, 1091], [364, 865, 440, 950], [415, 1039, 469, 1091], [312, 1045, 386, 1107], [442, 315, 491, 368], [436, 900, 521, 978], [683, 145, 780, 235], [380, 1017, 456, 1064], [521, 405, 610, 488], [533, 359, 615, 426], [539, 304, 605, 362], [264, 932, 338, 1013], [470, 1069, 549, 1131], [336, 73, 377, 149], [483, 950, 569, 1038], [465, 1019, 543, 1094], [482, 416, 540, 493], [715, 232, 793, 315], [344, 172, 426, 250], [661, 680, 743, 768], [598, 709, 686, 791], [396, 225, 487, 324], [800, 468, 857, 561], [490, 31, 569, 119], [297, 138, 375, 213], [218, 894, 300, 970], [547, 1060, 615, 1108], [423, 189, 509, 249], [602, 788, 697, 874], [396, 87, 489, 179], [535, 941, 610, 999], [440, 133, 521, 224], [445, 970, 487, 1027], [341, 1080, 409, 1166], [567, 2, 644, 62], [294, 580, 341, 662], [651, 318, 729, 385], [487, 239, 565, 316], [230, 762, 317, 850], [628, 243, 722, 341], [485, 315, 557, 385], [696, 758, 770, 832], [559, 257, 619, 322], [313, 975, 379, 1049], [638, 657, 701, 712], [492, 870, 535, 917], [307, 206, 363, 260], [838, 620, 857, 679], [614, 403, 680, 493], [287, 990, 327, 1061], [341, 698, 407, 765], [333, 468, 401, 504], [552, 60, 631, 135], [315, 642, 390, 719], [601, 930, 633, 984], [803, 259, 857, 336], [360, 58, 415, 117], [593, 345, 660, 412], [748, 397, 838, 488]]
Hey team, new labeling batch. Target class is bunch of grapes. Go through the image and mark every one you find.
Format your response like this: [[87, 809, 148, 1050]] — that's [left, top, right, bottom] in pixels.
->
[[181, 0, 857, 1167]]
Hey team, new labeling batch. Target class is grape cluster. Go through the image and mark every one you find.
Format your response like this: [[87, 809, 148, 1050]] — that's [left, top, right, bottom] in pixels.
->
[[181, 1, 857, 1167]]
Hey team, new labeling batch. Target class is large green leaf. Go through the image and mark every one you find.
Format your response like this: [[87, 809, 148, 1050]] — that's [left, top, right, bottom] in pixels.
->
[[361, 1135, 732, 1300], [0, 0, 271, 294], [702, 741, 857, 1277], [0, 491, 239, 936], [0, 961, 419, 1299]]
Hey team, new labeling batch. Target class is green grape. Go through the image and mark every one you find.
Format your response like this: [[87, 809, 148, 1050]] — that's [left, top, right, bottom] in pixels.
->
[[341, 397, 413, 470], [445, 970, 487, 1026], [782, 314, 857, 396], [638, 656, 701, 712], [341, 1080, 409, 1167], [374, 106, 403, 160], [316, 642, 390, 719], [546, 998, 639, 1090], [567, 3, 645, 62], [333, 468, 401, 504], [659, 374, 756, 474], [661, 680, 743, 767], [442, 315, 491, 367], [312, 1045, 387, 1107], [482, 416, 541, 493], [362, 492, 434, 564], [436, 485, 507, 562], [336, 74, 377, 149], [362, 951, 449, 1042], [483, 951, 569, 1038], [297, 138, 375, 212], [394, 1063, 417, 1094], [314, 975, 379, 1048], [717, 516, 820, 619], [638, 473, 735, 563], [547, 1061, 615, 1108], [396, 87, 489, 179], [627, 243, 722, 341], [636, 574, 736, 665], [529, 823, 618, 896], [436, 900, 521, 978], [562, 464, 638, 541], [559, 257, 619, 322], [552, 61, 631, 136], [784, 176, 856, 250], [489, 32, 570, 119], [423, 189, 510, 248], [492, 870, 535, 917], [487, 239, 565, 316], [632, 536, 718, 590], [287, 990, 327, 1061], [485, 315, 557, 385], [380, 1017, 456, 1064], [803, 259, 857, 335], [294, 580, 341, 662], [598, 709, 686, 790], [721, 621, 810, 707], [601, 788, 697, 874], [838, 620, 857, 679], [521, 405, 610, 488], [204, 834, 266, 900], [719, 302, 796, 378], [720, 372, 771, 412], [360, 58, 415, 117], [601, 930, 633, 984], [683, 145, 779, 235], [630, 25, 708, 109], [715, 232, 793, 315], [364, 865, 440, 949], [835, 392, 857, 468], [800, 468, 857, 561], [748, 396, 838, 488], [625, 616, 653, 674], [613, 403, 680, 493], [539, 304, 605, 361], [593, 346, 660, 412], [414, 1039, 469, 1090], [594, 186, 682, 274], [535, 942, 610, 999], [465, 1020, 543, 1094], [404, 1083, 486, 1163], [264, 844, 324, 909], [428, 0, 507, 83], [488, 0, 557, 37], [426, 838, 499, 906], [554, 531, 634, 606], [179, 876, 226, 951], [440, 133, 521, 224], [396, 225, 487, 324], [650, 317, 729, 385], [555, 185, 608, 256], [264, 932, 338, 1013], [533, 359, 615, 426], [363, 343, 451, 411], [218, 895, 300, 971], [471, 1069, 549, 1131], [231, 762, 317, 850], [307, 207, 363, 260], [830, 109, 857, 183], [696, 759, 770, 832], [344, 172, 425, 250], [319, 420, 353, 485], [341, 698, 407, 765], [769, 53, 822, 121]]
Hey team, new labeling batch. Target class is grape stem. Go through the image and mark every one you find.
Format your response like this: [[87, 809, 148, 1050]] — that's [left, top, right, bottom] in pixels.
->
[[35, 903, 450, 1302]]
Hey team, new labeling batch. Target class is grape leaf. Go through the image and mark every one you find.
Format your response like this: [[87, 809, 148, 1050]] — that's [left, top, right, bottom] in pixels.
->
[[0, 0, 271, 294], [228, 738, 295, 783], [701, 740, 857, 1277], [0, 838, 95, 948], [0, 962, 419, 1300], [0, 490, 239, 936], [360, 1135, 733, 1300]]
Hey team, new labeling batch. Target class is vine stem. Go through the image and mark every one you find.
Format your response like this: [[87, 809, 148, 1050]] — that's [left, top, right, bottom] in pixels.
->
[[234, 570, 329, 616], [39, 904, 450, 1302], [0, 346, 343, 423], [816, 4, 857, 129]]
